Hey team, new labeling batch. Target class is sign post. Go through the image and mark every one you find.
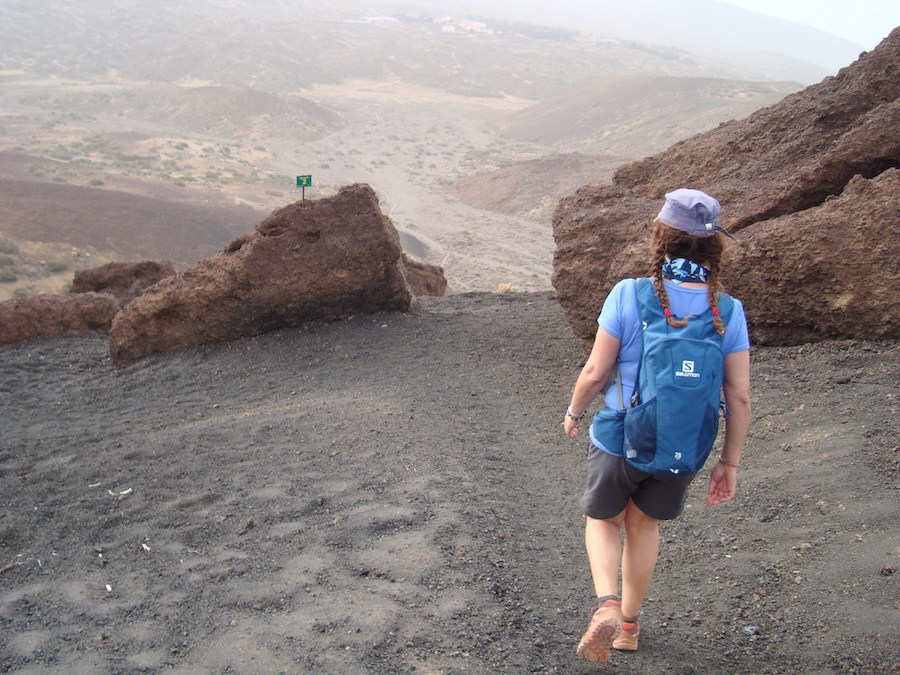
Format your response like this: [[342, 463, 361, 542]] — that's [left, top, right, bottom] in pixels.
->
[[296, 175, 312, 204]]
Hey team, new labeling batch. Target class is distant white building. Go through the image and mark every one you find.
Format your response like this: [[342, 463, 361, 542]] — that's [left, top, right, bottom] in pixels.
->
[[459, 20, 492, 35]]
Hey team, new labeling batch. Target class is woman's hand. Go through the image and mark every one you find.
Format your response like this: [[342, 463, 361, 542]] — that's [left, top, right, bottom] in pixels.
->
[[564, 415, 580, 439], [706, 461, 737, 505]]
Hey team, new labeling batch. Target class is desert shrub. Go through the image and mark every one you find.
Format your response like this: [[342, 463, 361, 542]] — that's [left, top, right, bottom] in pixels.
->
[[498, 283, 518, 293], [12, 287, 31, 297], [88, 178, 105, 186], [0, 268, 18, 283], [46, 260, 68, 273], [0, 254, 14, 266], [0, 238, 19, 254], [49, 146, 72, 160]]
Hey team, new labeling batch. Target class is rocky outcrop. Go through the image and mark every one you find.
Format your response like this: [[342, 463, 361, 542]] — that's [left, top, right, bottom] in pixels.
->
[[0, 293, 120, 345], [109, 184, 416, 367], [403, 254, 447, 297], [71, 260, 176, 308], [552, 28, 900, 348]]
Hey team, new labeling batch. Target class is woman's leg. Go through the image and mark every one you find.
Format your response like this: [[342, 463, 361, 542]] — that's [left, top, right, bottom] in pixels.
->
[[620, 499, 660, 619], [579, 512, 627, 662], [584, 512, 625, 598]]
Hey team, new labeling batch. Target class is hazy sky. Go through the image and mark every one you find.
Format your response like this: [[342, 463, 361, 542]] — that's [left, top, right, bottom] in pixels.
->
[[720, 0, 898, 49]]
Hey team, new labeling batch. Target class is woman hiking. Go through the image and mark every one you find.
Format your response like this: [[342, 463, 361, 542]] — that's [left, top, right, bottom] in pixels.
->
[[562, 188, 752, 663]]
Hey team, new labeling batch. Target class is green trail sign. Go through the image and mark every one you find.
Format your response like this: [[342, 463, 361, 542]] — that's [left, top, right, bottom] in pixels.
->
[[296, 175, 312, 204]]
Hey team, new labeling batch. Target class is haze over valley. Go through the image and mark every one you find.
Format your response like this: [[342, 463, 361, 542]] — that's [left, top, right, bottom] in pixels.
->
[[0, 0, 884, 299]]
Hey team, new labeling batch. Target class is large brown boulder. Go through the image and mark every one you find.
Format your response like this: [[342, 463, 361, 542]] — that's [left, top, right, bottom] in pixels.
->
[[0, 292, 120, 345], [109, 184, 415, 367], [727, 170, 898, 345], [71, 260, 176, 308], [553, 28, 900, 349]]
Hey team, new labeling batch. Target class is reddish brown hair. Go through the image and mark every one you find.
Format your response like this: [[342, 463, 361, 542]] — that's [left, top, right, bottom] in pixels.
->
[[649, 219, 727, 334]]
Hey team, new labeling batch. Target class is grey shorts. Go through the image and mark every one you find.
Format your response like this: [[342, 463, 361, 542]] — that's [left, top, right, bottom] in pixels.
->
[[581, 444, 698, 521]]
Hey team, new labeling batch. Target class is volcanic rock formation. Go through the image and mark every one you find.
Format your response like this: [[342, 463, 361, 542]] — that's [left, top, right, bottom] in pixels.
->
[[0, 292, 119, 345], [403, 253, 448, 297], [71, 260, 176, 308], [110, 184, 419, 367], [552, 27, 900, 349]]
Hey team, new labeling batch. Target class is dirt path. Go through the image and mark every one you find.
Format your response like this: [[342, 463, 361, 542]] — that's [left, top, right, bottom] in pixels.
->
[[272, 91, 555, 294], [0, 293, 897, 673]]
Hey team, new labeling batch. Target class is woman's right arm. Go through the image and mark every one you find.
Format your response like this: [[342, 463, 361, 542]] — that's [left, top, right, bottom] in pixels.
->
[[564, 327, 621, 439]]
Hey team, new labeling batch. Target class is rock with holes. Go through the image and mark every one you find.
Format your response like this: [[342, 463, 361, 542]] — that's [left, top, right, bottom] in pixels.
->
[[553, 27, 900, 349], [109, 184, 415, 367], [0, 292, 120, 345], [71, 260, 176, 308]]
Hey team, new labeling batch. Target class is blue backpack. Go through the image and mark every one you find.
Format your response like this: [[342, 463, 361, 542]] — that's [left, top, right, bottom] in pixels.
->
[[618, 278, 734, 475]]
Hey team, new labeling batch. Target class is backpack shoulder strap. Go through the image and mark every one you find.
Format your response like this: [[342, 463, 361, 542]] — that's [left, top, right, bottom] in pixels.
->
[[634, 277, 668, 337], [608, 278, 645, 410], [717, 291, 736, 327], [628, 278, 656, 407], [634, 277, 656, 309]]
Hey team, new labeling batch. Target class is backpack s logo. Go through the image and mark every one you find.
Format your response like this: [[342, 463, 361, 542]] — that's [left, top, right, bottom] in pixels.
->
[[676, 360, 700, 378]]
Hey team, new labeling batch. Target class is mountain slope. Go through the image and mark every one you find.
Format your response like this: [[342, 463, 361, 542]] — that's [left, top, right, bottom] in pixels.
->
[[492, 75, 802, 156]]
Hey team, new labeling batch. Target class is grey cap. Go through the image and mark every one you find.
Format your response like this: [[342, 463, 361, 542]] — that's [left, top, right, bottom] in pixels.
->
[[657, 188, 735, 240]]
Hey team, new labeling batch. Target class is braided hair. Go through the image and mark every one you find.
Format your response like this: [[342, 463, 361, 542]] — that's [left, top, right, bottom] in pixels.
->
[[649, 219, 727, 334]]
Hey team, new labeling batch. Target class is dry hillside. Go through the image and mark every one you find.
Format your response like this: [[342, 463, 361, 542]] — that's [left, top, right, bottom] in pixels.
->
[[492, 76, 802, 156]]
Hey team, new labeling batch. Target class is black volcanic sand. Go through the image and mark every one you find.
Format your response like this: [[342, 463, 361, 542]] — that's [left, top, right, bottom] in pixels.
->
[[0, 292, 897, 674]]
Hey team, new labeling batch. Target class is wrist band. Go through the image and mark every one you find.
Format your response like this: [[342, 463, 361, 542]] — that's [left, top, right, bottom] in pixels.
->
[[567, 406, 586, 421], [718, 455, 740, 468]]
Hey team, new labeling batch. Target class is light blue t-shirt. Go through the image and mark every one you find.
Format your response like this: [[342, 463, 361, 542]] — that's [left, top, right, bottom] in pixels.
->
[[594, 277, 750, 413]]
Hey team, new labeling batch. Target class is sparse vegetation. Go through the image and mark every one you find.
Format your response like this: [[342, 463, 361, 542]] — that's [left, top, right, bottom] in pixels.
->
[[45, 260, 69, 273], [0, 238, 19, 255], [0, 268, 17, 283]]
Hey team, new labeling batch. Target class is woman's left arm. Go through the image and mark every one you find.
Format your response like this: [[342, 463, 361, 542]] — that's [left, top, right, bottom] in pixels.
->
[[707, 348, 751, 505], [564, 327, 621, 439]]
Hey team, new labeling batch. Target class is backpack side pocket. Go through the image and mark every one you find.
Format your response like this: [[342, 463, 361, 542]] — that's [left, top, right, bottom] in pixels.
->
[[590, 407, 626, 455], [695, 401, 722, 464], [623, 397, 657, 464]]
